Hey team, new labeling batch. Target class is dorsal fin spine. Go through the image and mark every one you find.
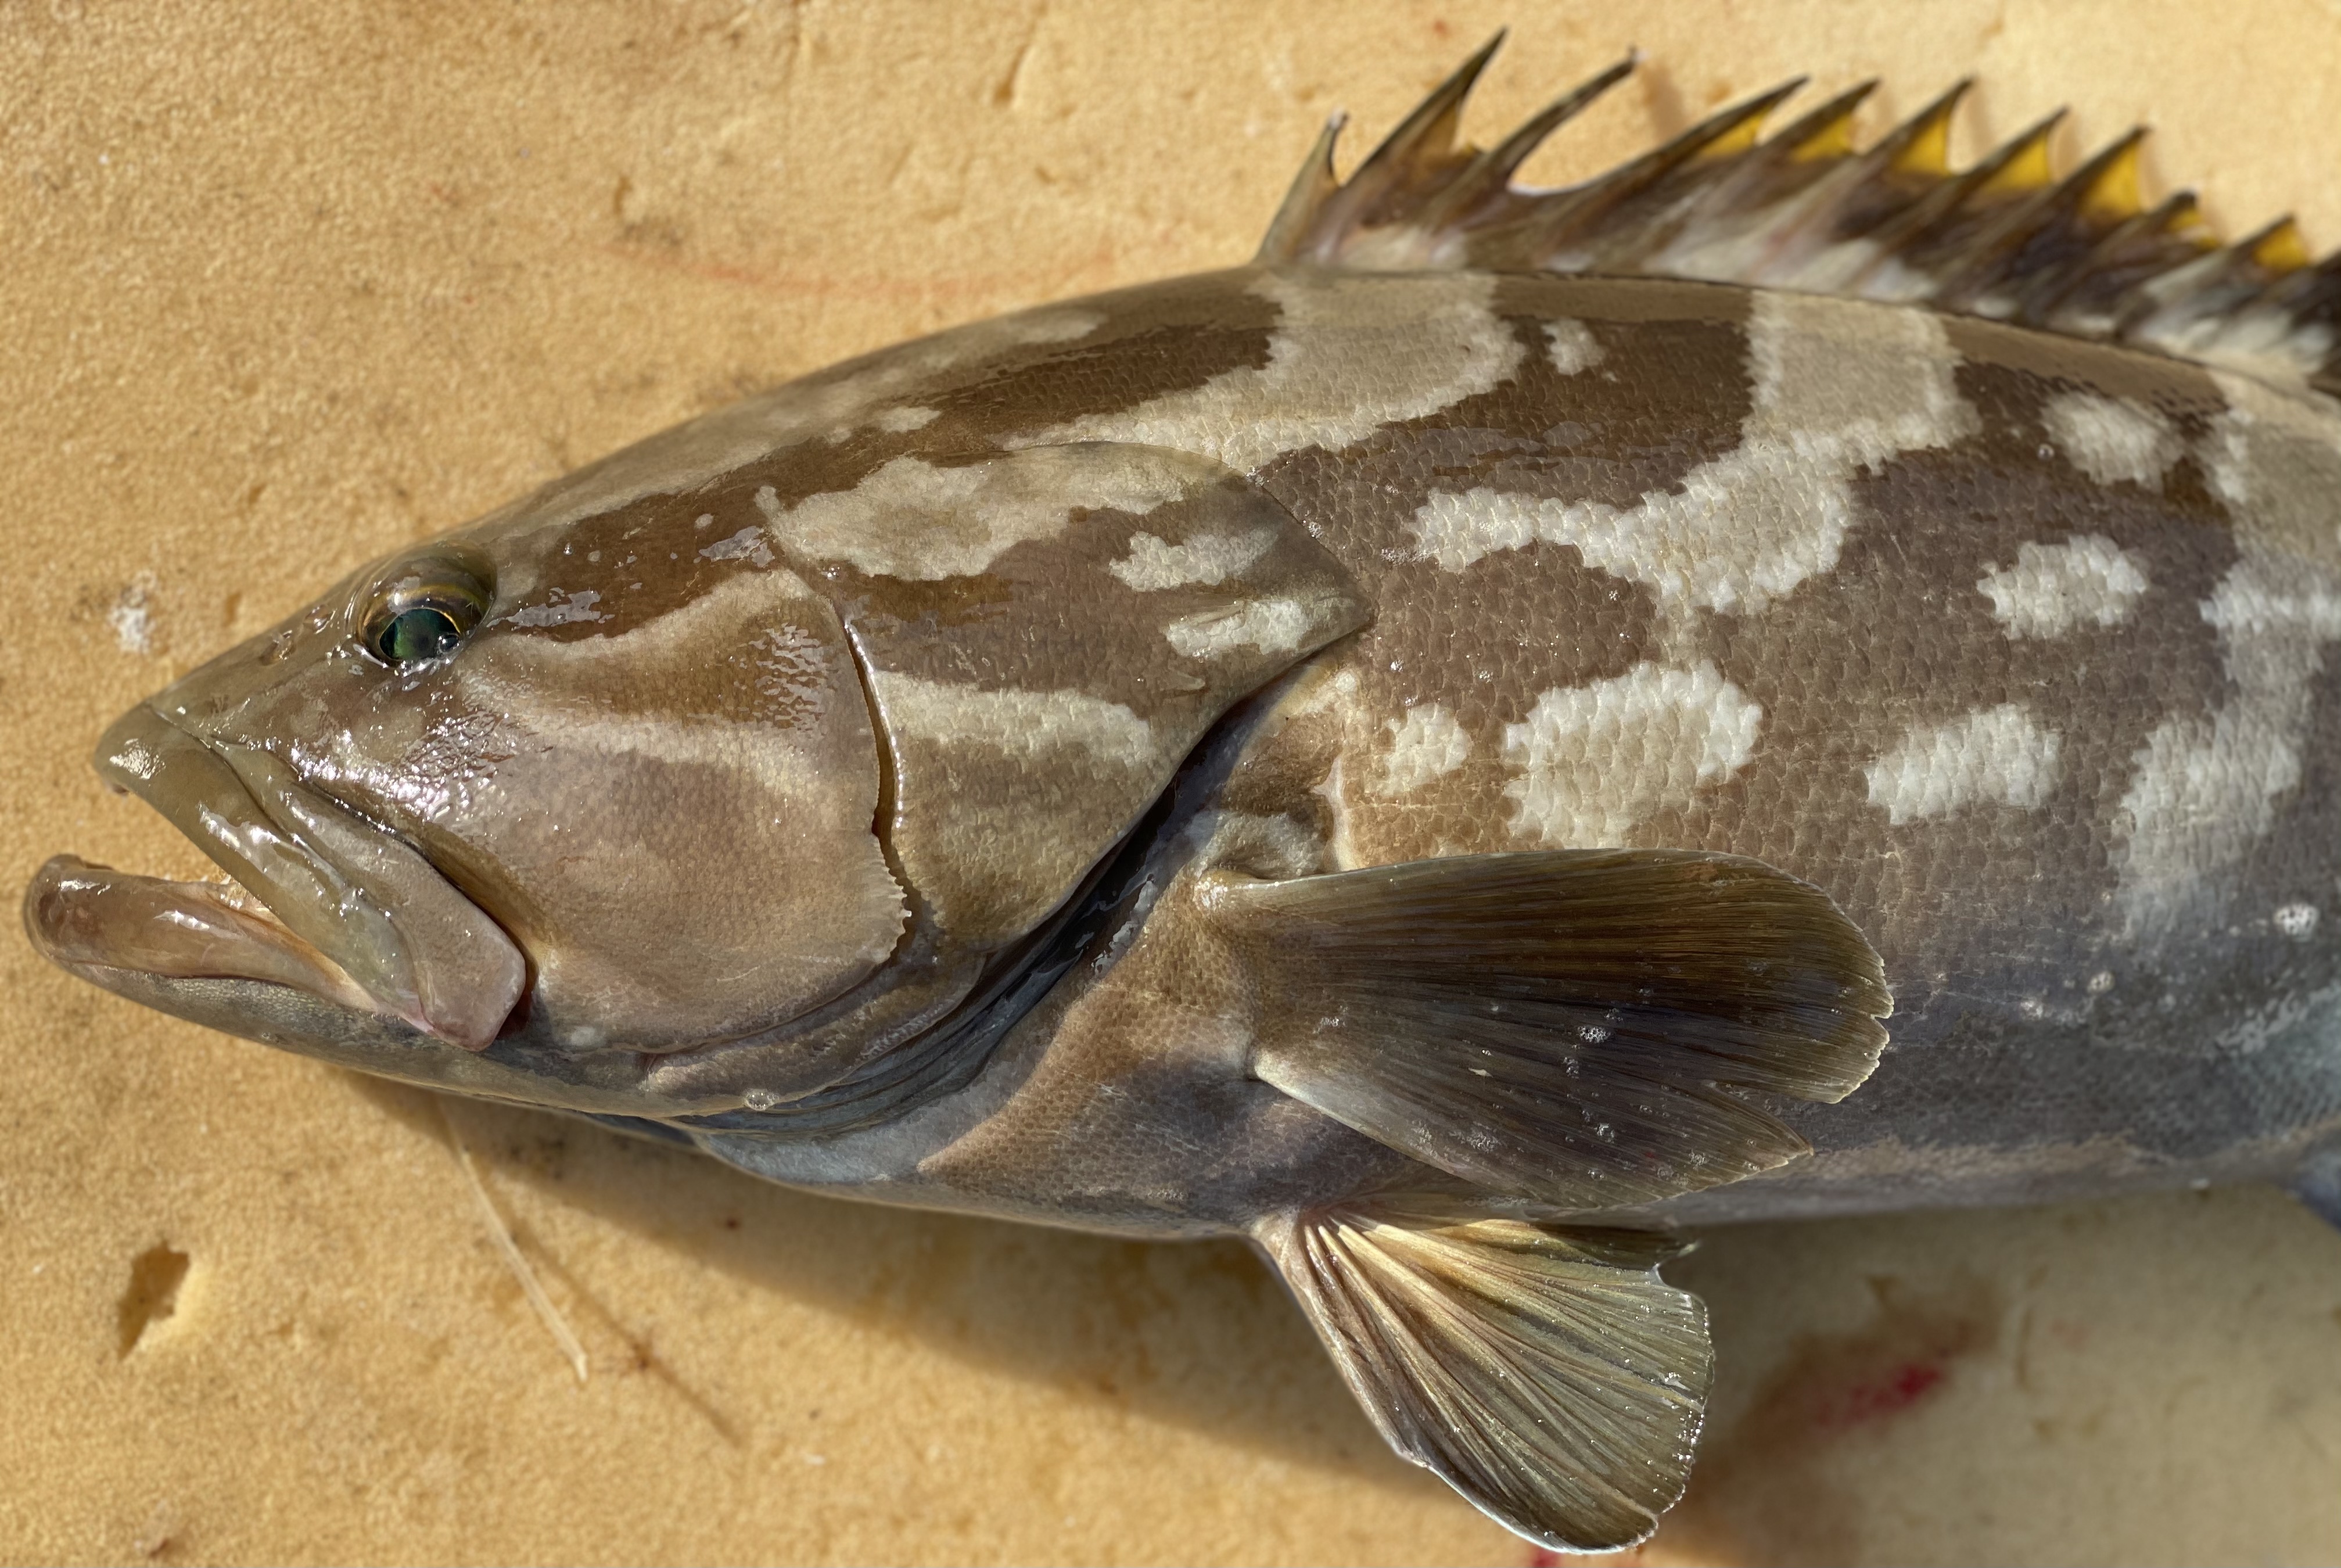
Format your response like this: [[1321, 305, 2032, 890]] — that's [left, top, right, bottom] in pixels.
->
[[2028, 189, 2206, 327], [1887, 81, 1970, 177], [2252, 217, 2315, 274], [1970, 114, 2064, 201], [1254, 113, 1348, 265], [1316, 33, 1504, 242], [1902, 110, 2068, 231], [1930, 128, 2153, 311], [1523, 78, 1807, 266], [1773, 80, 1878, 163], [1416, 56, 1638, 238], [1481, 56, 1640, 188], [1262, 37, 2341, 394], [2077, 132, 2146, 223]]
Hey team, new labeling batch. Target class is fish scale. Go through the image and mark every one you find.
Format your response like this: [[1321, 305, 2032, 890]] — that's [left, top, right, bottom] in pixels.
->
[[26, 37, 2341, 1554]]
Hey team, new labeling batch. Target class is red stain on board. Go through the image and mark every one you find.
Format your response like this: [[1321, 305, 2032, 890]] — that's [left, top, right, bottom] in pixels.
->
[[1639, 1273, 2001, 1563], [1807, 1357, 1949, 1431], [1767, 1282, 1987, 1441]]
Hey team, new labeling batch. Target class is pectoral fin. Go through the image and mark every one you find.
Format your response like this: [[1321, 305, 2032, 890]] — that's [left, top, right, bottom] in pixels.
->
[[1255, 1201, 1709, 1552], [1209, 849, 1891, 1210]]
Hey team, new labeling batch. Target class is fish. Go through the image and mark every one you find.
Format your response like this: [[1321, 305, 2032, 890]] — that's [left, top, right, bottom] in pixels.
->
[[24, 34, 2341, 1551]]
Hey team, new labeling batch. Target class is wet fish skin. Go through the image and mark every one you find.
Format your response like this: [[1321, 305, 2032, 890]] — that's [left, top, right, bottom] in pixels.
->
[[27, 42, 2341, 1551], [678, 264, 2341, 1236]]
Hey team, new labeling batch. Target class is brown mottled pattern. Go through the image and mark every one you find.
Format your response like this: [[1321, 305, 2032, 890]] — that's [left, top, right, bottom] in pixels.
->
[[1136, 271, 2341, 1191], [486, 485, 785, 646], [1679, 338, 2240, 1020], [817, 465, 1340, 719], [1240, 278, 1755, 862], [807, 452, 1365, 950], [920, 273, 1281, 439]]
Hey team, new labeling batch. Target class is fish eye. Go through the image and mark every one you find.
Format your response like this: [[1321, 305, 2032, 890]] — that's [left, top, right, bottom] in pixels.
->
[[360, 556, 493, 668]]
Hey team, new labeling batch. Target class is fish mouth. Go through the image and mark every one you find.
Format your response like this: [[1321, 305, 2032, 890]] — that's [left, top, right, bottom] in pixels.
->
[[24, 704, 526, 1052]]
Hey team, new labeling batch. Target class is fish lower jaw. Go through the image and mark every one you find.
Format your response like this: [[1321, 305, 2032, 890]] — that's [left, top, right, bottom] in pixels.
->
[[24, 853, 381, 1021]]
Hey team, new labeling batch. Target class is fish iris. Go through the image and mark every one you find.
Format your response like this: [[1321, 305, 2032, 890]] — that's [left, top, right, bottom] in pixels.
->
[[376, 604, 468, 663], [360, 551, 493, 666]]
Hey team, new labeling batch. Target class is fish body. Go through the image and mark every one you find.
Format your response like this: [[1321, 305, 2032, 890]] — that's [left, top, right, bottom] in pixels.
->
[[27, 43, 2341, 1551], [551, 261, 2335, 1242]]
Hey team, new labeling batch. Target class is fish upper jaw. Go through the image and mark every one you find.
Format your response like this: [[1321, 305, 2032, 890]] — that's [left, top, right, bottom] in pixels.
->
[[26, 702, 526, 1052]]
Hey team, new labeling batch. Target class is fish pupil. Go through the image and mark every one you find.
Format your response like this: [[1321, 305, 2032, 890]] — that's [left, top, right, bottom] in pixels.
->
[[381, 604, 465, 663]]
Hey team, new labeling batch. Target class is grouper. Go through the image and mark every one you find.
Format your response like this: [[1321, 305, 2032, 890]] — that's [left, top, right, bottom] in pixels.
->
[[27, 39, 2341, 1551]]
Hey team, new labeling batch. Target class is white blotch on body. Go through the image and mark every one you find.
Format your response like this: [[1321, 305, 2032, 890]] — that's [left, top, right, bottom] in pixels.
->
[[2042, 392, 2180, 489], [2203, 369, 2341, 559], [2116, 551, 2341, 937], [1165, 595, 1321, 659], [1412, 292, 1979, 618], [1543, 319, 1604, 376], [1501, 661, 1762, 846], [1108, 528, 1276, 590], [871, 405, 941, 433], [700, 526, 775, 567], [757, 444, 1204, 582], [997, 308, 1107, 347], [1864, 703, 2063, 825], [867, 671, 1158, 773], [1978, 534, 2150, 638], [2275, 902, 2321, 938], [1370, 703, 1472, 798], [506, 589, 606, 627], [1288, 665, 1360, 717], [2112, 375, 2341, 940], [1017, 270, 1523, 472]]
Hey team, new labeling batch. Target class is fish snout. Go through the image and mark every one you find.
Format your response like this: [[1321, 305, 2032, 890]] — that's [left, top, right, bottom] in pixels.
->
[[61, 703, 527, 1050]]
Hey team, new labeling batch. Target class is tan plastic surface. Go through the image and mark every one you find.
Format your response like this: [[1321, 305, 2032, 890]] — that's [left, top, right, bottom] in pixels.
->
[[6, 3, 2341, 1562]]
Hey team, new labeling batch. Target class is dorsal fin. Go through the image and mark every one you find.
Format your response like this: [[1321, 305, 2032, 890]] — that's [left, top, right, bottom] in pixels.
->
[[1262, 37, 2341, 396]]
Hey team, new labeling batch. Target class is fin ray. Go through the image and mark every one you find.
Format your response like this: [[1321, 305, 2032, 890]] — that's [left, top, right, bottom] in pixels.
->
[[1215, 849, 1891, 1209], [1257, 1203, 1710, 1552], [1262, 38, 2341, 392]]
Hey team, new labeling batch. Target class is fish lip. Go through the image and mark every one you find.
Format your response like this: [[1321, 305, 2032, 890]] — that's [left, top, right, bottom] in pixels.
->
[[22, 851, 399, 1040], [27, 702, 527, 1051]]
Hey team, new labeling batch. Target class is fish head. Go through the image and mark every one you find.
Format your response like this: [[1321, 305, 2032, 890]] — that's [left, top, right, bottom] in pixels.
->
[[26, 471, 913, 1117]]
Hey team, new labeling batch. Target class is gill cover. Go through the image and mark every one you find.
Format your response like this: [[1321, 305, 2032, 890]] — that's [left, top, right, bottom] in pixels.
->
[[762, 441, 1370, 956]]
